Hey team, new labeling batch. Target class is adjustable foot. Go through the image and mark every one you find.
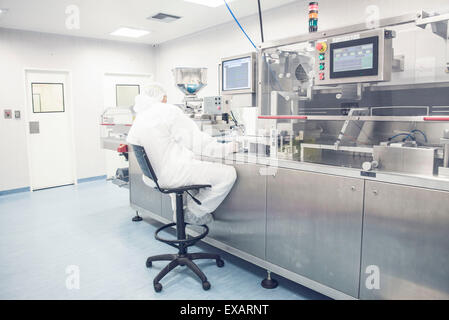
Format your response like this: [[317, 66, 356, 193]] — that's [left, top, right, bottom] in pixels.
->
[[261, 271, 278, 289], [132, 211, 143, 222], [216, 259, 225, 268]]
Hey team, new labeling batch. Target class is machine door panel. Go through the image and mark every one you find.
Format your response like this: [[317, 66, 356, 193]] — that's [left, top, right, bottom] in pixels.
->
[[129, 151, 162, 216], [266, 168, 364, 298], [361, 181, 449, 299], [204, 158, 267, 260]]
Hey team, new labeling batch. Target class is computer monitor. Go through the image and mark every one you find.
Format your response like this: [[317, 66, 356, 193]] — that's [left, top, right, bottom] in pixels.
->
[[221, 53, 256, 94]]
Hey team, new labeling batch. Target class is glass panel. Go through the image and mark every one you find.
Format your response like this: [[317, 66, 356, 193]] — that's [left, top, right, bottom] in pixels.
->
[[116, 84, 140, 107], [31, 83, 64, 113]]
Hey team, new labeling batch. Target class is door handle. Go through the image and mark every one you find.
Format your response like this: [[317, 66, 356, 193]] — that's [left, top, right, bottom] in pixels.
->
[[29, 121, 40, 134]]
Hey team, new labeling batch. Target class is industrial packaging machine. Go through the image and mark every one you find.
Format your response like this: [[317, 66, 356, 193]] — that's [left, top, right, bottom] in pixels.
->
[[124, 11, 449, 299]]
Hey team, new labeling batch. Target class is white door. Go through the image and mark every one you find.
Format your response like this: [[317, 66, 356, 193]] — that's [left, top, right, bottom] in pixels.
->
[[26, 70, 75, 190], [103, 74, 152, 178]]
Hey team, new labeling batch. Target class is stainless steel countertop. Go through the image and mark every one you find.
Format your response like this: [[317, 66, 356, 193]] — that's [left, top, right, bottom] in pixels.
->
[[203, 152, 449, 193]]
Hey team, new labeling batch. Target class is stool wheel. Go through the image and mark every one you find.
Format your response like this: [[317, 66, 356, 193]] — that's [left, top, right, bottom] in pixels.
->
[[202, 281, 211, 291], [146, 259, 152, 268], [216, 259, 225, 268], [154, 283, 162, 292]]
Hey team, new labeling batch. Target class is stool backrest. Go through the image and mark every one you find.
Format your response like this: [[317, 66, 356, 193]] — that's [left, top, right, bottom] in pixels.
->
[[131, 144, 161, 190]]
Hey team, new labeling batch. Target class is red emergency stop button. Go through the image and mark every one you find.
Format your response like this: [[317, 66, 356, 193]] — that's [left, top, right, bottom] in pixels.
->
[[319, 73, 325, 80], [316, 42, 327, 53]]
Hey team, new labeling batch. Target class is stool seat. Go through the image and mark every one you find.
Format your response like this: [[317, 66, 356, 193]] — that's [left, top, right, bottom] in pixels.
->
[[160, 184, 211, 194], [130, 144, 224, 292]]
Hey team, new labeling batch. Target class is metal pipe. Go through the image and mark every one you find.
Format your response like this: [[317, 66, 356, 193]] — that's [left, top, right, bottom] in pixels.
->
[[257, 0, 264, 43], [444, 144, 449, 168]]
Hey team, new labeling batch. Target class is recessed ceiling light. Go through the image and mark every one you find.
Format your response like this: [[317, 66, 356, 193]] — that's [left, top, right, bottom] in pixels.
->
[[183, 0, 236, 8], [0, 8, 9, 14], [110, 27, 150, 38]]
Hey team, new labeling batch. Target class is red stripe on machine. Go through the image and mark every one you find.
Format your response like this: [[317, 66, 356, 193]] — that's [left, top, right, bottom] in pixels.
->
[[423, 117, 449, 121]]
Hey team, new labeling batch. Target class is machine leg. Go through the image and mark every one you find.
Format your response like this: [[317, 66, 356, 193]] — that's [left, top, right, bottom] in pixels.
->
[[261, 271, 278, 289], [132, 211, 143, 222]]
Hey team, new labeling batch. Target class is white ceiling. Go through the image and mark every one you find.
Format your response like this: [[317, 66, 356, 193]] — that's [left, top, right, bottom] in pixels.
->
[[0, 0, 298, 44]]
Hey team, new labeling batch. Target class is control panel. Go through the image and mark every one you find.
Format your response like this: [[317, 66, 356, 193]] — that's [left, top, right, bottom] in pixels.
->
[[203, 96, 223, 115], [315, 29, 393, 85]]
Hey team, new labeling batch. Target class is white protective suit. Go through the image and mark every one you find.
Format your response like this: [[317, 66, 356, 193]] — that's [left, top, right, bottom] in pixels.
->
[[126, 84, 237, 225]]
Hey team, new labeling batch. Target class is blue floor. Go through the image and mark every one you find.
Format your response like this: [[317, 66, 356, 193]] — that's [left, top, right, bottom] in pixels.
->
[[0, 181, 328, 300]]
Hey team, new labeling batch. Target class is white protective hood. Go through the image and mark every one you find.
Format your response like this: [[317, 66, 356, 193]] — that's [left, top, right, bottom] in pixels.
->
[[127, 93, 237, 220], [133, 94, 158, 114]]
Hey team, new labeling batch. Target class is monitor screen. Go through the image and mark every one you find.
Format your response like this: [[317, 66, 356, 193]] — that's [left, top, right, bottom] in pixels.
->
[[330, 36, 379, 79], [333, 43, 374, 72], [222, 56, 252, 91]]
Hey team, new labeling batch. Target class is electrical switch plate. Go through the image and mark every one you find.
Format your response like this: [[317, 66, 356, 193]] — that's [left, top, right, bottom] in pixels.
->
[[4, 109, 12, 119]]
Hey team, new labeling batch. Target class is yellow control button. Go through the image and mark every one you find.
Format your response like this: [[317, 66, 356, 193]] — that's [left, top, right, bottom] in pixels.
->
[[316, 42, 327, 53]]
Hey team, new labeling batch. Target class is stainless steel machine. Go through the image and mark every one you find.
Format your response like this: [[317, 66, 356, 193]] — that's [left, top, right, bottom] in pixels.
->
[[173, 67, 232, 136], [100, 106, 134, 186], [128, 10, 449, 300], [173, 67, 208, 116]]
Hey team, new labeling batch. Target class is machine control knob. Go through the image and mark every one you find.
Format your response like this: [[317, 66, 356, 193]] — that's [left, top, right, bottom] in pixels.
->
[[316, 42, 327, 53], [362, 161, 379, 171]]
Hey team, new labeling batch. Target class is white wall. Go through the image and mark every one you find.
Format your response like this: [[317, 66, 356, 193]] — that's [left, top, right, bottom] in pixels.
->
[[0, 28, 156, 192], [155, 0, 449, 104]]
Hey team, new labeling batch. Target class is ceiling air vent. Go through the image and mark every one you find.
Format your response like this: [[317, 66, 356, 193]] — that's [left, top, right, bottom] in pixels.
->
[[149, 13, 182, 23]]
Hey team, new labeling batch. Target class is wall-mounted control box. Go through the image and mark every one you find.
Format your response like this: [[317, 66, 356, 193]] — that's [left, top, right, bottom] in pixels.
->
[[315, 28, 393, 85], [203, 96, 223, 115]]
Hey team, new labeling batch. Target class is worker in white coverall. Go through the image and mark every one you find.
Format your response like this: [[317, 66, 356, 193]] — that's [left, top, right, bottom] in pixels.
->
[[126, 83, 238, 225]]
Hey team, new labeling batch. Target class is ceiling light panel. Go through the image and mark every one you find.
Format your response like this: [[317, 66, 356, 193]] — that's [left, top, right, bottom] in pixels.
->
[[183, 0, 236, 8], [110, 27, 150, 38]]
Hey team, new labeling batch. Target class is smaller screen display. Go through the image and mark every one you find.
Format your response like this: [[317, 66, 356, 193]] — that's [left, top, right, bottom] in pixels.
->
[[333, 44, 374, 73], [222, 57, 252, 91], [329, 36, 379, 79]]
